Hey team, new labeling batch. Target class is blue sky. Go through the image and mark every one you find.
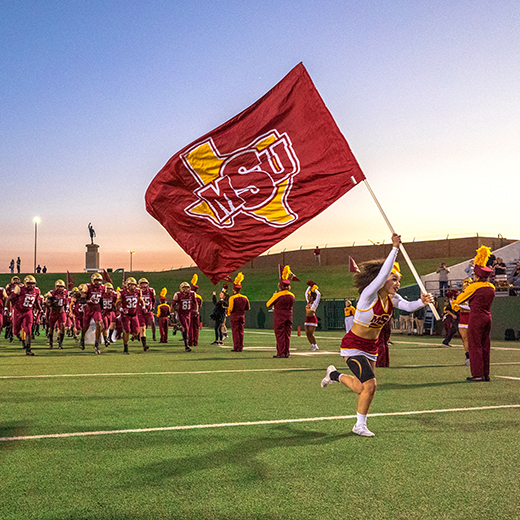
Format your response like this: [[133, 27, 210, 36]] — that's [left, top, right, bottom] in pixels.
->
[[1, 0, 519, 273]]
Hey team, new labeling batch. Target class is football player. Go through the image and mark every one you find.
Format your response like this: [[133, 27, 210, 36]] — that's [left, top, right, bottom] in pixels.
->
[[7, 275, 41, 355], [80, 272, 105, 355]]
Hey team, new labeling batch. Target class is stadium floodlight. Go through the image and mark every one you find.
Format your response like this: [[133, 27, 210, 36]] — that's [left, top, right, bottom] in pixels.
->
[[33, 217, 41, 273]]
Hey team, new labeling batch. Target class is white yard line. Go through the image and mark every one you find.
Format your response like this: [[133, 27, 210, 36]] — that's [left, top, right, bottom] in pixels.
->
[[2, 361, 519, 380], [1, 404, 518, 442], [495, 376, 520, 381]]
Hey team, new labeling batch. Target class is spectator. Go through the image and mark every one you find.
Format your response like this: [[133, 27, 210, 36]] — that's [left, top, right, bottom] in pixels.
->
[[494, 257, 507, 276], [42, 266, 47, 273], [442, 291, 459, 347], [210, 291, 227, 345], [413, 306, 426, 336], [464, 259, 474, 278], [399, 297, 412, 334], [436, 262, 450, 296], [511, 262, 520, 282], [9, 259, 15, 274], [314, 246, 321, 266], [36, 265, 42, 274], [16, 257, 21, 274]]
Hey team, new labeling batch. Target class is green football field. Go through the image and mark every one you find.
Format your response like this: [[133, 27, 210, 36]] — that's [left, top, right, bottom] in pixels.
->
[[1, 328, 520, 519]]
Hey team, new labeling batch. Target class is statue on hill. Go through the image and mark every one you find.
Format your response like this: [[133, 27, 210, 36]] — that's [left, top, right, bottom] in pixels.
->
[[88, 222, 96, 245]]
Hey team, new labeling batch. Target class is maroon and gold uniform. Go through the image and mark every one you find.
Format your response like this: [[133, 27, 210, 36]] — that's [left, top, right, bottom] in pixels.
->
[[72, 299, 86, 331], [11, 286, 41, 336], [0, 288, 6, 332], [228, 293, 250, 352], [119, 288, 141, 335], [453, 281, 495, 378], [266, 290, 295, 357], [157, 301, 171, 343], [83, 282, 105, 329], [47, 288, 68, 332], [189, 293, 203, 347], [174, 290, 197, 332], [138, 287, 156, 327], [101, 290, 118, 329]]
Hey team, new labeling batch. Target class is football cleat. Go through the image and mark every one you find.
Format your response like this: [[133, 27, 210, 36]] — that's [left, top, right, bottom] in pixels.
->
[[321, 365, 337, 388], [311, 344, 319, 351], [352, 424, 375, 437]]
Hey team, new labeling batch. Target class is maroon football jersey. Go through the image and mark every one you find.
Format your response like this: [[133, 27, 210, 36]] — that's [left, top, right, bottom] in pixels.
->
[[73, 299, 85, 317], [85, 282, 105, 310], [50, 288, 68, 309], [141, 287, 156, 312], [12, 286, 40, 313], [175, 291, 197, 316], [102, 291, 117, 313], [120, 289, 141, 316]]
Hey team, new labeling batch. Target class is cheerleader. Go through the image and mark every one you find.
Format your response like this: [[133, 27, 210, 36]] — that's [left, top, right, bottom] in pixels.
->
[[304, 281, 321, 351], [320, 233, 433, 436]]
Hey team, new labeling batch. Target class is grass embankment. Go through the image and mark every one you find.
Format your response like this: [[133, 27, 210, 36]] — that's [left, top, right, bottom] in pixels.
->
[[0, 256, 468, 301]]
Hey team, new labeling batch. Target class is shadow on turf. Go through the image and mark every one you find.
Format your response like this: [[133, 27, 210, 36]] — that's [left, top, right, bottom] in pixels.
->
[[126, 425, 351, 483], [0, 421, 30, 441], [379, 380, 468, 390]]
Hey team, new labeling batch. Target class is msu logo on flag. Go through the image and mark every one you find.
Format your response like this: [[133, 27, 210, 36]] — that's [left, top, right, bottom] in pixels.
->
[[145, 63, 365, 283], [182, 130, 300, 228]]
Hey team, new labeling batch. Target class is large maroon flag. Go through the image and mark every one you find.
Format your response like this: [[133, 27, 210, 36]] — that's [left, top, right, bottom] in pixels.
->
[[145, 63, 365, 284]]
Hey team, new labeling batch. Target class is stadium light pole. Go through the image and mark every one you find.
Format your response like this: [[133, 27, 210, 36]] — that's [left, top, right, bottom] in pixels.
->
[[33, 217, 41, 273], [128, 250, 135, 272]]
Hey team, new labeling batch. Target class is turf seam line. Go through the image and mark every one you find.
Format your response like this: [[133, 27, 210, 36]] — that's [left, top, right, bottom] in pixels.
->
[[1, 404, 519, 442], [0, 368, 317, 380]]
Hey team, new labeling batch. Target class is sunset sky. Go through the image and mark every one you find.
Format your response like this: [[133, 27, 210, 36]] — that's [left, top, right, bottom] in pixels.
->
[[2, 1, 519, 275]]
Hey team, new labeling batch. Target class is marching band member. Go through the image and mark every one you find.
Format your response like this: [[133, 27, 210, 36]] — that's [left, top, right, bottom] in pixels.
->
[[227, 273, 250, 352], [266, 266, 296, 358], [452, 247, 495, 381]]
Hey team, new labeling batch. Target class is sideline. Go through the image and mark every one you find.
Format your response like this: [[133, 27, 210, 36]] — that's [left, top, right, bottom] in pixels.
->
[[1, 404, 519, 442]]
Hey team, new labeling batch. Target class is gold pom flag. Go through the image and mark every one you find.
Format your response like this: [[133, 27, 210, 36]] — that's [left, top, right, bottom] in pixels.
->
[[191, 274, 198, 286], [234, 272, 244, 286], [160, 287, 167, 298]]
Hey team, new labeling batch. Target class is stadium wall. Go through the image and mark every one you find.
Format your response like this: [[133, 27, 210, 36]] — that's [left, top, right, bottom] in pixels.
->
[[245, 236, 515, 269]]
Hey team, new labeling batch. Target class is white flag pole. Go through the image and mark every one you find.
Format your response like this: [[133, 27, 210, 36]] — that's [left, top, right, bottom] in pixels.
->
[[362, 179, 441, 321]]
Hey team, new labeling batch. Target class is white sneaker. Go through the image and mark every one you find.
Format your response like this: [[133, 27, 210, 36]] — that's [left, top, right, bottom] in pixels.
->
[[352, 423, 375, 437], [311, 344, 319, 352], [464, 358, 471, 366], [321, 365, 337, 387]]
